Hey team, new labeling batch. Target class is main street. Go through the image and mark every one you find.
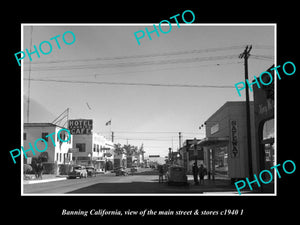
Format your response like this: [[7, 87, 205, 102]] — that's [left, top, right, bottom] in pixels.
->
[[23, 168, 238, 194]]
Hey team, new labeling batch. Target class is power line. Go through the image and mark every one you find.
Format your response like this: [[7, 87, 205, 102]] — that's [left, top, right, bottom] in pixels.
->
[[24, 55, 239, 71], [26, 45, 247, 66], [112, 131, 202, 134], [24, 78, 235, 89], [27, 61, 243, 79]]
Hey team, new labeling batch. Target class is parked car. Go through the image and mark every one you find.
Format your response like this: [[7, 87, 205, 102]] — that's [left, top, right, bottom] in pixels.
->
[[85, 166, 96, 177], [166, 165, 188, 185], [115, 167, 128, 176], [68, 165, 87, 179]]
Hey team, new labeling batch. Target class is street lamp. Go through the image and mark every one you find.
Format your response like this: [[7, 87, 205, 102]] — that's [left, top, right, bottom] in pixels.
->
[[168, 147, 172, 165], [88, 153, 92, 165], [193, 138, 198, 166]]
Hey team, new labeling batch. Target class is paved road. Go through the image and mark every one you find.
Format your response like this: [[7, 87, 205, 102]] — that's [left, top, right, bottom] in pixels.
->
[[23, 168, 238, 194]]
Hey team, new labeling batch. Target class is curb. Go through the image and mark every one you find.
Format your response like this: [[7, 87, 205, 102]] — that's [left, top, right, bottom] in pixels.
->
[[24, 177, 67, 185]]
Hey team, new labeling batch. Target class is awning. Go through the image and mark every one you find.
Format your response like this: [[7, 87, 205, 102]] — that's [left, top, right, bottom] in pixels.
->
[[198, 137, 229, 147]]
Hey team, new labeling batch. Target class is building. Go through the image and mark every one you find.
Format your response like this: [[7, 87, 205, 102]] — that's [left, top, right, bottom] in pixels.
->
[[197, 101, 257, 182], [253, 65, 275, 174], [23, 123, 73, 165], [178, 139, 203, 172], [113, 151, 127, 168], [68, 119, 114, 171]]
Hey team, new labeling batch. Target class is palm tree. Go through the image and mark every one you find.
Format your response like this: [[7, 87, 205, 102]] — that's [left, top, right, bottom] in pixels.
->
[[123, 144, 137, 157], [138, 143, 145, 161], [114, 143, 124, 156]]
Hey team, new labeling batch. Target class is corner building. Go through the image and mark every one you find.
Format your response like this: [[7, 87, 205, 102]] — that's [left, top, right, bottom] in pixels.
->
[[198, 101, 259, 182]]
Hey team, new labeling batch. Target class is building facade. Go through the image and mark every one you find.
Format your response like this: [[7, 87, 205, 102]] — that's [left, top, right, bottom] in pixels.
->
[[23, 123, 73, 165], [178, 139, 203, 172], [71, 131, 114, 171], [197, 101, 258, 181], [253, 65, 275, 175]]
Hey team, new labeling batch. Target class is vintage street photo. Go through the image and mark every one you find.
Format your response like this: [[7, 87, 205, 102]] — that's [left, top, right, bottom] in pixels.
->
[[21, 24, 275, 195]]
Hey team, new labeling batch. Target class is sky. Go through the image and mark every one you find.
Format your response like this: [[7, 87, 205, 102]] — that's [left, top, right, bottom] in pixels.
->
[[22, 24, 275, 157]]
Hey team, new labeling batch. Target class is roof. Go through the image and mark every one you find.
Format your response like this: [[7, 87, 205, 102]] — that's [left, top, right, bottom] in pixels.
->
[[205, 101, 254, 123], [198, 137, 229, 147], [24, 123, 66, 129]]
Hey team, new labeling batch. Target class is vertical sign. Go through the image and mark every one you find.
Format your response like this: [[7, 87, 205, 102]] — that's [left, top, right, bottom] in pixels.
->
[[230, 120, 238, 158]]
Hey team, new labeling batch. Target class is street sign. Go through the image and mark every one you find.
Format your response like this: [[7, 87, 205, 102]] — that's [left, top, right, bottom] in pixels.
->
[[149, 155, 160, 158]]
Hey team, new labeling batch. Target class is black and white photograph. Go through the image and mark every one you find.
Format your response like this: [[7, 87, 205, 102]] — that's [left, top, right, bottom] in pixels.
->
[[4, 4, 299, 224], [20, 24, 276, 195]]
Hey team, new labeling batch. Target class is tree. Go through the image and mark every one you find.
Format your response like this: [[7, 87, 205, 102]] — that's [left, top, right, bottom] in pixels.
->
[[38, 152, 49, 163], [123, 144, 137, 157], [114, 143, 124, 156], [138, 144, 145, 160]]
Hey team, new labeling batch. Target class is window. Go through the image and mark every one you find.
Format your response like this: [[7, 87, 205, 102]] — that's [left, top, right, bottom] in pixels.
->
[[42, 132, 49, 142], [97, 144, 99, 152], [76, 143, 86, 152], [263, 118, 274, 141], [56, 153, 59, 162], [23, 133, 27, 140], [93, 144, 96, 152]]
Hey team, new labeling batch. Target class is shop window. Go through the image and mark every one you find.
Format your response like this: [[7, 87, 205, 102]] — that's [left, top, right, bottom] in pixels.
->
[[42, 132, 48, 142], [263, 118, 274, 141], [261, 118, 275, 170], [214, 146, 229, 178], [76, 143, 86, 152]]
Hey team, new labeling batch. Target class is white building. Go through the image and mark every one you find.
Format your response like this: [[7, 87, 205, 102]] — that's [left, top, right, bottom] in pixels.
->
[[71, 131, 114, 171], [23, 123, 73, 165]]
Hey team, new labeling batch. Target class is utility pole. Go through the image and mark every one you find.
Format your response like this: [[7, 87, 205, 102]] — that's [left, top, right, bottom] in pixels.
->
[[111, 131, 114, 142], [178, 132, 182, 149], [239, 45, 253, 178]]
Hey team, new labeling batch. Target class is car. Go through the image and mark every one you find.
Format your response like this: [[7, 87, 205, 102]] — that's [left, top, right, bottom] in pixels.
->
[[130, 166, 138, 173], [68, 165, 88, 179], [114, 167, 128, 176], [166, 165, 188, 185], [85, 166, 96, 177]]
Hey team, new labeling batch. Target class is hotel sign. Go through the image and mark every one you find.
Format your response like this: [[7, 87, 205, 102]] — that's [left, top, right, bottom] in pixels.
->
[[230, 120, 238, 158], [68, 119, 93, 135]]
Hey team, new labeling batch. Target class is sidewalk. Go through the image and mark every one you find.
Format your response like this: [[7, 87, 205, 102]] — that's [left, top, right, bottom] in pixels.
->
[[23, 174, 67, 185], [186, 177, 238, 193]]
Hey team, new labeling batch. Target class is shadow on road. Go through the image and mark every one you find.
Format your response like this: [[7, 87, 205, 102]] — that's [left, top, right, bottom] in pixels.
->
[[67, 181, 192, 194]]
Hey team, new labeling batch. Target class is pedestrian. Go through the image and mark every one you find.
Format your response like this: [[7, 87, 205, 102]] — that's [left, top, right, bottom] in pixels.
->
[[38, 163, 44, 179], [158, 165, 164, 183], [192, 162, 199, 185], [33, 162, 39, 179], [198, 164, 207, 184]]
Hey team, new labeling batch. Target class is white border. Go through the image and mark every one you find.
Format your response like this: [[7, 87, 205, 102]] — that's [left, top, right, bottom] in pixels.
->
[[21, 23, 277, 196]]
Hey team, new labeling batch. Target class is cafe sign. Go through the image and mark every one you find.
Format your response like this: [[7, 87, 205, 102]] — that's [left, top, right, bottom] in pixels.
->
[[68, 119, 93, 135]]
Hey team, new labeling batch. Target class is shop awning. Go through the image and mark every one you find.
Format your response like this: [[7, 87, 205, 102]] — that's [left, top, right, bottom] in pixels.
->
[[198, 137, 229, 147]]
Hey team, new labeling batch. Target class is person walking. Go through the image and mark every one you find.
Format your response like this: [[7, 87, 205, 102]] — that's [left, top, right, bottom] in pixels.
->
[[198, 164, 207, 184], [158, 165, 164, 183], [37, 163, 44, 179], [192, 163, 199, 185]]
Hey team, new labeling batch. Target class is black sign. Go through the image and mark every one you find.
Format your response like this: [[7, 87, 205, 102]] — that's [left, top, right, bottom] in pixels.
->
[[68, 119, 93, 135]]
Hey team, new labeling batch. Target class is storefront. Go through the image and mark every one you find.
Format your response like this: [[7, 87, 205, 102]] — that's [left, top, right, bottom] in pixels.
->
[[198, 101, 258, 182], [253, 65, 275, 175]]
